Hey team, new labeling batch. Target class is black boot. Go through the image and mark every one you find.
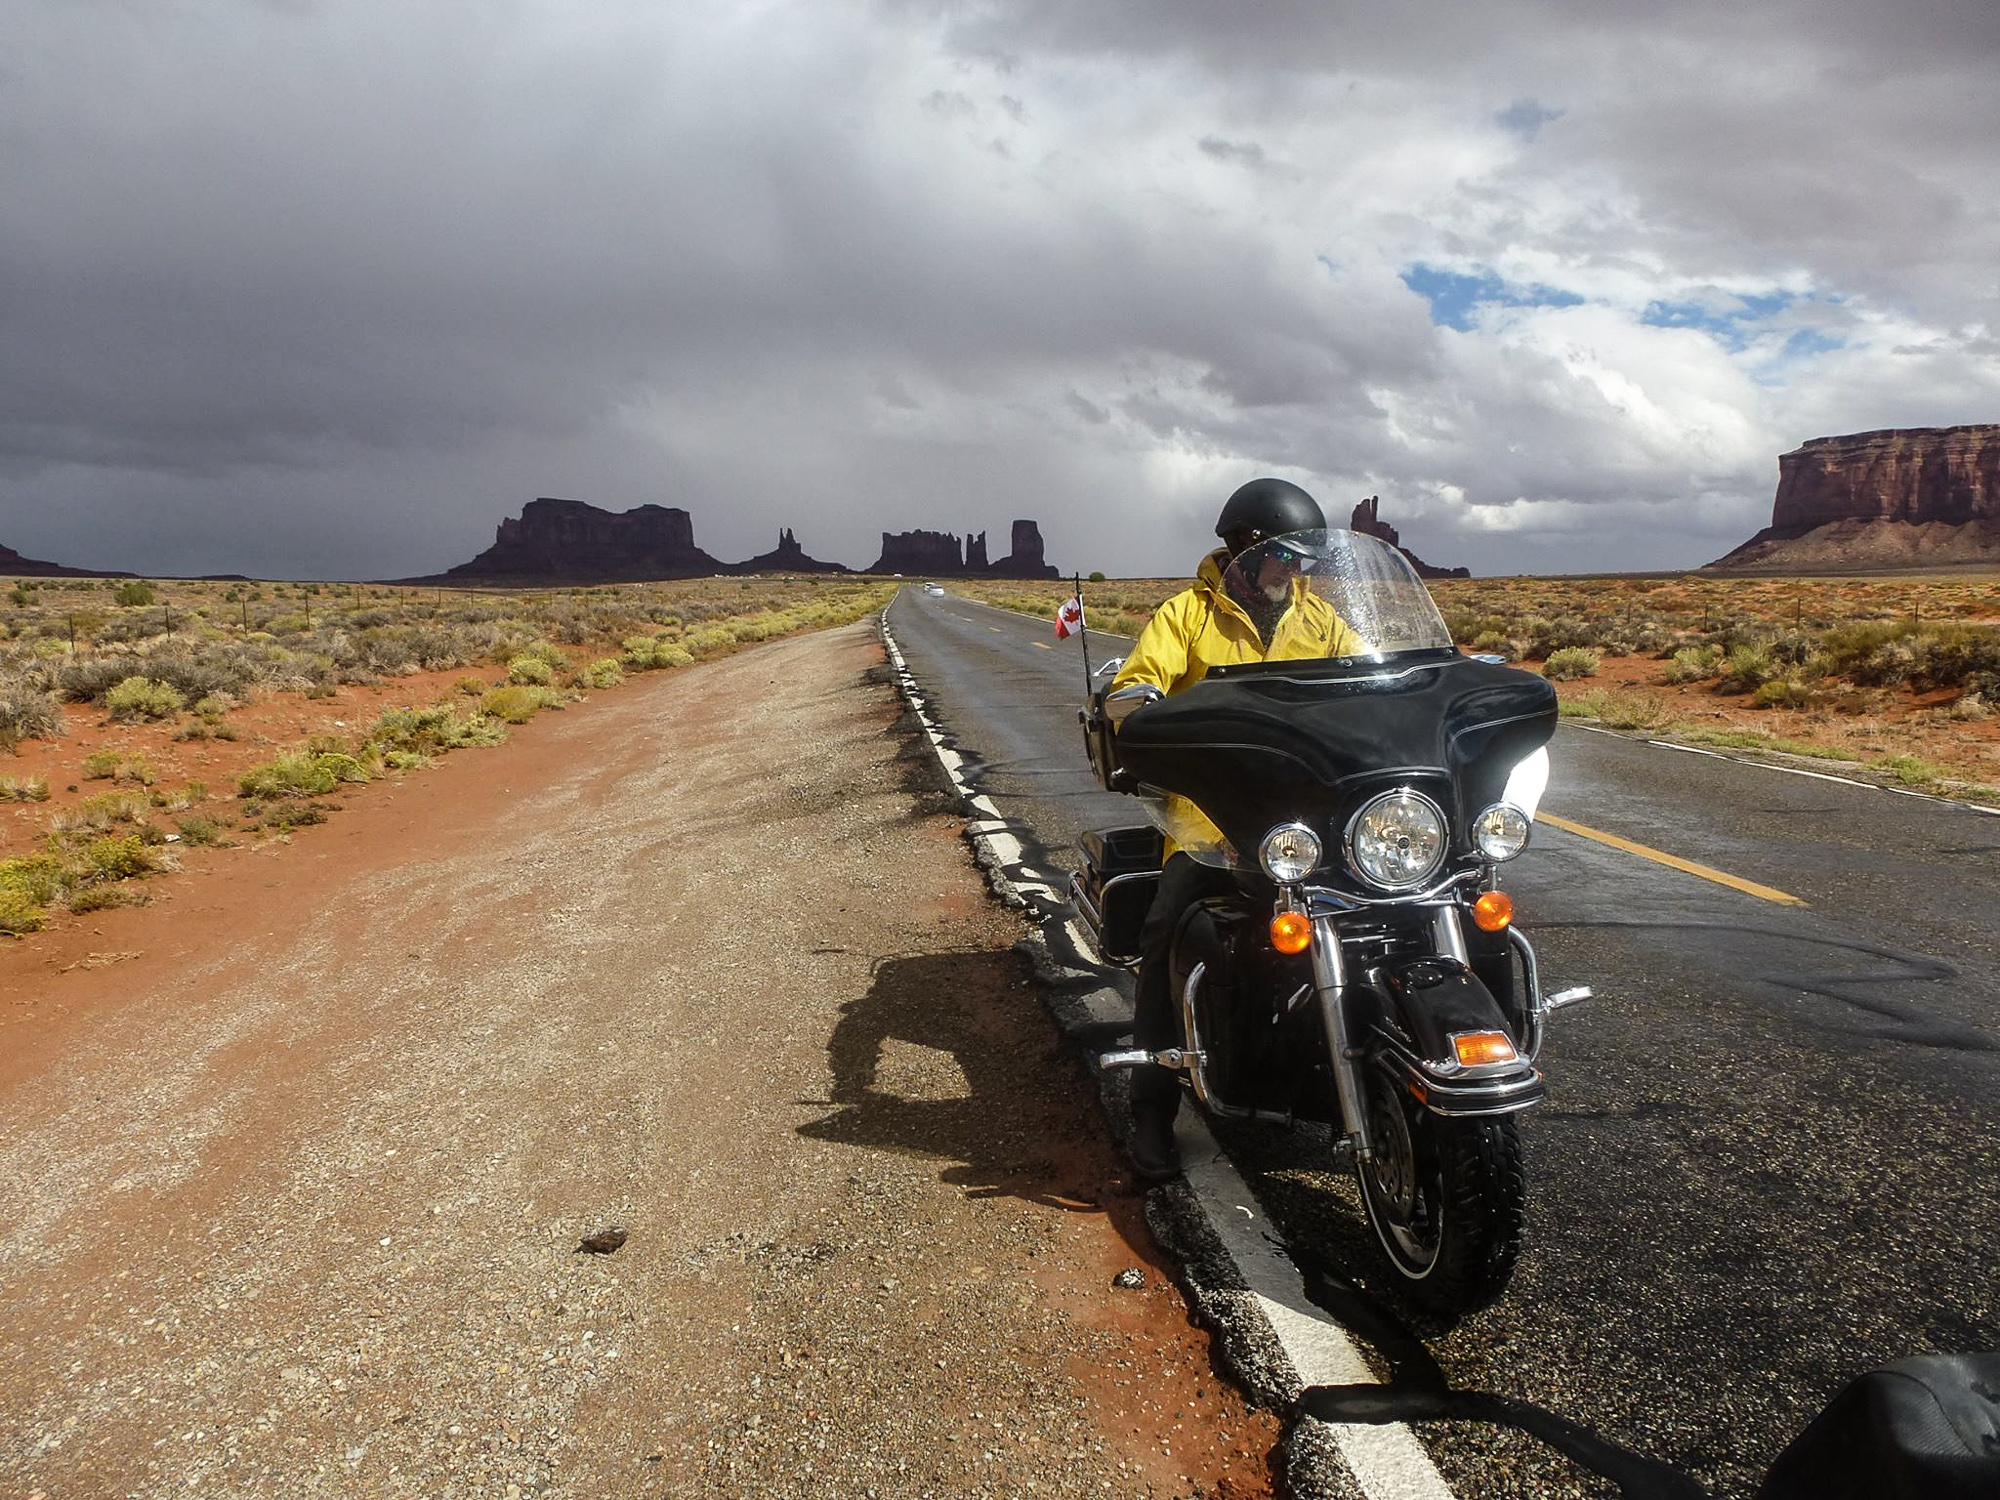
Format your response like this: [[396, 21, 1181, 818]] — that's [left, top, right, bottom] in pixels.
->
[[1128, 1069, 1182, 1181]]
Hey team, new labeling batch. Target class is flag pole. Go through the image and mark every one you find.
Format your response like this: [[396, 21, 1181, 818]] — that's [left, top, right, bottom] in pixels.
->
[[1072, 571, 1093, 686]]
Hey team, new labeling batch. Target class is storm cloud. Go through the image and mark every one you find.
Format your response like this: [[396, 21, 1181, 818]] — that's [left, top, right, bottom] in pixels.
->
[[2, 0, 1995, 578]]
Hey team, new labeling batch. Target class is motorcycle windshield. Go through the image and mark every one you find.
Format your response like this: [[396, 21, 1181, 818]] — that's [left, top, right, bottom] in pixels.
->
[[1115, 530, 1554, 869], [1213, 527, 1456, 663]]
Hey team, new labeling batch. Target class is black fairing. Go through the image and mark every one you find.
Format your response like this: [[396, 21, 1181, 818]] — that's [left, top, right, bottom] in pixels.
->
[[1112, 651, 1557, 867]]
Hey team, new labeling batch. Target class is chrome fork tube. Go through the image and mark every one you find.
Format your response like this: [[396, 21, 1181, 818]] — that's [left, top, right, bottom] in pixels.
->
[[1429, 903, 1471, 965], [1310, 915, 1373, 1161]]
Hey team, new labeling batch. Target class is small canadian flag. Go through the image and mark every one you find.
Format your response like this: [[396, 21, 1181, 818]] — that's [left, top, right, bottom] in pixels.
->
[[1054, 596, 1085, 639]]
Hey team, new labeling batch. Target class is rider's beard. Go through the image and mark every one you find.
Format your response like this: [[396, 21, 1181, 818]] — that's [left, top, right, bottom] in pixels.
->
[[1260, 577, 1289, 604]]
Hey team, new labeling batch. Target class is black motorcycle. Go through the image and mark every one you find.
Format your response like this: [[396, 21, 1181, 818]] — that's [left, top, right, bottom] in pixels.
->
[[1071, 528, 1587, 1314]]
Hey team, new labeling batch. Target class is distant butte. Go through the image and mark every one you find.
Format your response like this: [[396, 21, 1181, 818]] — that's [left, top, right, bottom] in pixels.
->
[[867, 519, 1060, 579], [1709, 424, 2000, 573], [1348, 497, 1469, 579], [400, 498, 1064, 584], [728, 528, 848, 575]]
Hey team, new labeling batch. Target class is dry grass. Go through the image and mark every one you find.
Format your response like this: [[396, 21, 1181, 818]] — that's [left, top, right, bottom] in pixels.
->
[[0, 572, 895, 934]]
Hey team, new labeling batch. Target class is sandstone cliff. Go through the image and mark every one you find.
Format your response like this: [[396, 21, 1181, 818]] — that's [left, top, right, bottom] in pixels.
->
[[1711, 425, 2000, 572], [1349, 497, 1469, 580]]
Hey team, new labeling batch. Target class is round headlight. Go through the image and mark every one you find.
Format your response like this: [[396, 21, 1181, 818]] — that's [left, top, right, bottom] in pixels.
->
[[1473, 802, 1531, 862], [1345, 790, 1447, 891], [1258, 822, 1323, 883]]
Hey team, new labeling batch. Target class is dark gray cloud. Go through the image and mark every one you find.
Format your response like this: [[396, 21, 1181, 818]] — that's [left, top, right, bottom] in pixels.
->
[[0, 0, 1994, 580]]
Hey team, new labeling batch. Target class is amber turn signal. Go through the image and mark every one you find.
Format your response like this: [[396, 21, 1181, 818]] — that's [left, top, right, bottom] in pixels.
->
[[1451, 1030, 1519, 1068], [1472, 890, 1514, 932], [1269, 911, 1312, 954]]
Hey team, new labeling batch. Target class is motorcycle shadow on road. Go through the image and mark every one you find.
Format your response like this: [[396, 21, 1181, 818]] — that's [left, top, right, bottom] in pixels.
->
[[795, 949, 1128, 1214]]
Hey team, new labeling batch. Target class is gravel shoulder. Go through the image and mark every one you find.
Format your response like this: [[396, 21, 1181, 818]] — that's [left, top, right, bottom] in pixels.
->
[[0, 621, 1277, 1500]]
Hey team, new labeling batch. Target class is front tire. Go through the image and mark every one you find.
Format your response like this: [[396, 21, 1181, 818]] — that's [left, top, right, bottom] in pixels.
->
[[1355, 1061, 1525, 1315]]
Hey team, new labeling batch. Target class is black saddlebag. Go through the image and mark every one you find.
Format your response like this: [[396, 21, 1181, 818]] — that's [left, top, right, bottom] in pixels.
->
[[1759, 1352, 2000, 1500], [1073, 825, 1164, 965]]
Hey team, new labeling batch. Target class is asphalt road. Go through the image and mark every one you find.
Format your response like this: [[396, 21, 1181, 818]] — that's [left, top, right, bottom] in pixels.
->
[[885, 584, 2000, 1500]]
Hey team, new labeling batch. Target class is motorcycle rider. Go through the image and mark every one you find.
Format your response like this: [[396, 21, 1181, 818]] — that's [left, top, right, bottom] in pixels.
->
[[1109, 477, 1362, 1178]]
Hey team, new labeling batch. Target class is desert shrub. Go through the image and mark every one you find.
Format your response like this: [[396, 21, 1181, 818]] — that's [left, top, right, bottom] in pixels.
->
[[1908, 626, 2000, 692], [683, 625, 737, 657], [52, 791, 148, 834], [52, 655, 134, 703], [622, 635, 694, 670], [1754, 678, 1817, 709], [0, 680, 65, 744], [69, 884, 145, 914], [82, 750, 122, 780], [174, 813, 229, 846], [1950, 691, 1990, 722], [0, 775, 51, 802], [191, 693, 233, 720], [114, 581, 156, 607], [367, 703, 508, 757], [87, 835, 158, 879], [237, 751, 363, 799], [1, 853, 68, 906], [506, 655, 555, 686], [1542, 647, 1602, 681], [258, 801, 330, 834], [0, 887, 46, 935], [512, 639, 569, 669], [580, 658, 623, 689], [1716, 644, 1776, 694], [480, 685, 551, 723], [104, 676, 186, 722], [1819, 620, 1916, 679], [115, 756, 159, 786], [1556, 689, 1675, 731], [1523, 616, 1603, 660], [455, 676, 488, 696]]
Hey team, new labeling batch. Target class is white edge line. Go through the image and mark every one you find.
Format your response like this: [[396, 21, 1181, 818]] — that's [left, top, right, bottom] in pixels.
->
[[877, 603, 1454, 1500], [1563, 722, 1999, 816]]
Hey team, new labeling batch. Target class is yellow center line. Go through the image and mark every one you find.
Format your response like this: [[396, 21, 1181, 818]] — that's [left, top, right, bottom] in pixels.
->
[[1537, 812, 1806, 907]]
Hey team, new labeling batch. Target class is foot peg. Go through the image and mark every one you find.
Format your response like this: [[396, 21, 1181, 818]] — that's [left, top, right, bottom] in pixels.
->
[[1098, 1047, 1203, 1073], [1544, 986, 1592, 1012]]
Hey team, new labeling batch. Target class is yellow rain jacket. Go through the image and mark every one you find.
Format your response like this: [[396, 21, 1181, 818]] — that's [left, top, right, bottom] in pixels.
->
[[1111, 548, 1364, 860]]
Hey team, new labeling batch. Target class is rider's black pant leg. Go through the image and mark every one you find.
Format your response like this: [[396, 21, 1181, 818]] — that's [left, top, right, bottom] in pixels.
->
[[1131, 853, 1229, 1111]]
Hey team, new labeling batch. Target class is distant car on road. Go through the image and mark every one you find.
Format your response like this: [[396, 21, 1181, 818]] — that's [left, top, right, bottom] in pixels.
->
[[922, 583, 945, 596]]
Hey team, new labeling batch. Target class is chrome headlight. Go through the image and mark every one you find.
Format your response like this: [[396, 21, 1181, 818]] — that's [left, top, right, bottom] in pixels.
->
[[1345, 789, 1447, 891], [1472, 803, 1531, 862], [1258, 822, 1323, 883]]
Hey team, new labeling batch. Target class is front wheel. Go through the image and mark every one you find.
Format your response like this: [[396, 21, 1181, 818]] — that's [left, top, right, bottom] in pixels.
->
[[1355, 1062, 1526, 1315]]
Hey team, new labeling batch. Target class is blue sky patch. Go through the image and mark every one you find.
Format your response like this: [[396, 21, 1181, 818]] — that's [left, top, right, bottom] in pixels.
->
[[1400, 264, 1584, 331], [1641, 289, 1844, 355], [1495, 98, 1564, 141]]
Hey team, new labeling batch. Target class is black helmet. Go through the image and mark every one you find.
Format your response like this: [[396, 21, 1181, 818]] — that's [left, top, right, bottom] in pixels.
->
[[1215, 477, 1325, 548]]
